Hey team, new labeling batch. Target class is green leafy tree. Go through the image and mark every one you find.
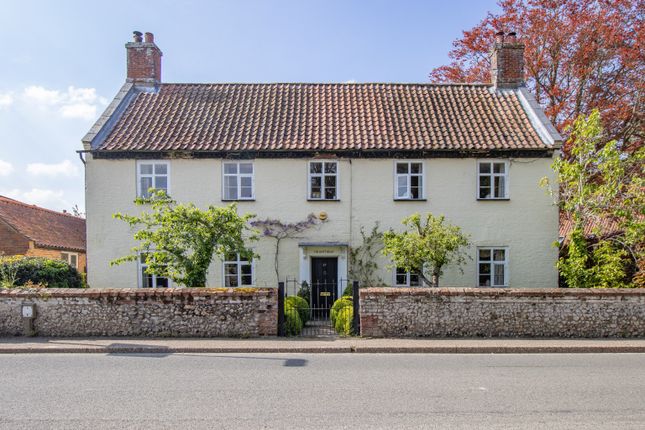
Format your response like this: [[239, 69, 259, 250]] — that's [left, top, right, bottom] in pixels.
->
[[111, 190, 257, 288], [383, 213, 470, 288], [541, 110, 644, 288]]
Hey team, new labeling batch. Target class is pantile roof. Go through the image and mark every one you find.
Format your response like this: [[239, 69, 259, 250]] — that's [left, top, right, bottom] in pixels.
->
[[559, 211, 623, 244], [96, 83, 552, 153], [0, 196, 86, 252]]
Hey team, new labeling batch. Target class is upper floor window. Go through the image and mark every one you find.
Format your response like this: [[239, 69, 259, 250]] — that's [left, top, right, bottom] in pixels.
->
[[394, 267, 421, 287], [137, 161, 169, 198], [139, 254, 170, 288], [478, 247, 508, 287], [224, 254, 254, 287], [61, 252, 78, 269], [395, 161, 424, 200], [478, 161, 508, 199], [223, 162, 254, 200], [309, 161, 338, 200]]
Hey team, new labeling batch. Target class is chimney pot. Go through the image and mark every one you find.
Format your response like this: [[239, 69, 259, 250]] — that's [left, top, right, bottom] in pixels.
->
[[144, 32, 154, 43], [133, 31, 143, 43], [495, 31, 505, 43], [506, 32, 517, 43]]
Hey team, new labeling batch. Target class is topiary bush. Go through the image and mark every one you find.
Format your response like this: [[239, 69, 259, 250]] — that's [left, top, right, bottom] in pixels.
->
[[0, 256, 83, 288], [284, 303, 303, 336], [334, 305, 353, 336], [330, 296, 353, 326], [286, 295, 310, 324]]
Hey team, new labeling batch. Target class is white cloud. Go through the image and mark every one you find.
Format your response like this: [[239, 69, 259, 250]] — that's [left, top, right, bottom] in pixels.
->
[[0, 159, 14, 176], [26, 159, 80, 178], [344, 79, 357, 84], [0, 188, 72, 212], [0, 92, 13, 108], [21, 85, 107, 120], [23, 86, 62, 105], [60, 103, 97, 120]]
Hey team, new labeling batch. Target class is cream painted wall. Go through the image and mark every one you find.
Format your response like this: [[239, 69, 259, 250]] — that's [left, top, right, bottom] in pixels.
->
[[85, 155, 558, 289]]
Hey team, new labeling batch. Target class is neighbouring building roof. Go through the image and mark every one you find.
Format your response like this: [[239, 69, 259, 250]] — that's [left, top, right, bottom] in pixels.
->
[[559, 211, 623, 244], [90, 83, 560, 154], [0, 196, 86, 252]]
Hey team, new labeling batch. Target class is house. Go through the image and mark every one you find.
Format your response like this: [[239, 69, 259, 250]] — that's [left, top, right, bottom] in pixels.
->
[[82, 31, 562, 293], [0, 196, 86, 272]]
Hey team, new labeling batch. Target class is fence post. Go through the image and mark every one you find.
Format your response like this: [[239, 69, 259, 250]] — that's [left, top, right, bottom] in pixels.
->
[[278, 282, 285, 337], [352, 280, 360, 336]]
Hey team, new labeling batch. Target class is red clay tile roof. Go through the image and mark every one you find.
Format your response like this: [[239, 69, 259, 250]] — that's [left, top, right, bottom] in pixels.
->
[[559, 211, 623, 242], [0, 196, 86, 252], [97, 83, 550, 152]]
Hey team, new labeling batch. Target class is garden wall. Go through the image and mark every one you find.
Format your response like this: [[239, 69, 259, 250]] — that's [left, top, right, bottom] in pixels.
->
[[360, 288, 645, 338], [0, 288, 277, 337]]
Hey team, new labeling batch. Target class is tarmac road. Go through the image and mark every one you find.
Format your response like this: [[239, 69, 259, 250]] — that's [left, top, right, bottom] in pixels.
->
[[1, 353, 644, 429]]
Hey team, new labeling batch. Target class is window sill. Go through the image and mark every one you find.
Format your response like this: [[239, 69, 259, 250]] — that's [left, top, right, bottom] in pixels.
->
[[221, 199, 256, 202], [307, 199, 341, 202], [393, 198, 427, 202], [477, 198, 510, 201]]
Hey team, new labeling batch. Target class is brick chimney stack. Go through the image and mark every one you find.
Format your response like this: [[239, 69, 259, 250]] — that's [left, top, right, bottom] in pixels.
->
[[490, 31, 525, 89], [126, 31, 162, 86]]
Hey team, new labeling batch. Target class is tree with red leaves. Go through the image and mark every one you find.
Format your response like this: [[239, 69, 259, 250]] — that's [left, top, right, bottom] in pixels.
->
[[430, 0, 644, 150]]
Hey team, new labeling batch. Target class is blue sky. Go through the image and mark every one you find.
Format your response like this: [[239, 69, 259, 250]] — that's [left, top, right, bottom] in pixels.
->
[[0, 0, 498, 212]]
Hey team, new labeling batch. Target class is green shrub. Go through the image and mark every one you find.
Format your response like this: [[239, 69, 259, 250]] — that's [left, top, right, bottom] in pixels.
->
[[342, 284, 354, 297], [297, 281, 310, 304], [285, 295, 310, 324], [284, 303, 303, 336], [330, 296, 353, 326], [0, 256, 83, 288], [334, 305, 353, 336]]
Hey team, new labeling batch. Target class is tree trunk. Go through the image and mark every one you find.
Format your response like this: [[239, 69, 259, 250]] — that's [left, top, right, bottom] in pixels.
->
[[432, 271, 439, 288], [274, 238, 281, 284]]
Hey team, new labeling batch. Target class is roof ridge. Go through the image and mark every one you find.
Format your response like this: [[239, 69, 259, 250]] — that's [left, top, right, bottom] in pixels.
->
[[0, 195, 83, 221], [157, 82, 493, 87]]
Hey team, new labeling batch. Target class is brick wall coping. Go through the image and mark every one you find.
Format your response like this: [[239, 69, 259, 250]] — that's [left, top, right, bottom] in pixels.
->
[[360, 287, 645, 298], [0, 287, 277, 299]]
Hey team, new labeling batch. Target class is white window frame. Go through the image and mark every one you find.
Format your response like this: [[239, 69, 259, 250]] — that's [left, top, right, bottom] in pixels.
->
[[222, 161, 255, 201], [477, 247, 509, 287], [223, 254, 255, 287], [308, 160, 339, 200], [137, 160, 170, 198], [393, 267, 421, 287], [394, 160, 425, 200], [60, 252, 78, 269], [138, 253, 172, 288], [477, 160, 509, 200]]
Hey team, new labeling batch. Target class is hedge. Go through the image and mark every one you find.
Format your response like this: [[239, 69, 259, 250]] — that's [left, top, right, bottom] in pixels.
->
[[0, 256, 83, 288]]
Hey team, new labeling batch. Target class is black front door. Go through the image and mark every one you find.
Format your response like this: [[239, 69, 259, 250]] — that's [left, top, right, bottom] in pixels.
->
[[310, 257, 338, 318]]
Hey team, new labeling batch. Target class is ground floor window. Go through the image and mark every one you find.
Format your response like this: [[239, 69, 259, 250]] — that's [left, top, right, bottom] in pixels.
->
[[139, 254, 170, 288], [60, 252, 78, 269], [224, 254, 253, 287], [478, 247, 508, 287], [394, 267, 421, 287]]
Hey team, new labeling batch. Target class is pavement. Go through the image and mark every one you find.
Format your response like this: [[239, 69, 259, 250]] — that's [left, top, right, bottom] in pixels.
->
[[1, 336, 645, 354]]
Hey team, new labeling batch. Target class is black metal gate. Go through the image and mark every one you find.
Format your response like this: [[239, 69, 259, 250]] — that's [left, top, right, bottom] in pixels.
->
[[278, 279, 360, 337]]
